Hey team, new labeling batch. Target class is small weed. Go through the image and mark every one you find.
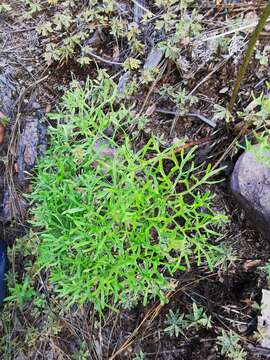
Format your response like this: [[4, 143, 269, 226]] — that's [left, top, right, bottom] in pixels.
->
[[217, 330, 247, 360], [164, 303, 211, 338], [17, 0, 205, 72], [5, 276, 35, 310], [185, 302, 212, 330], [30, 76, 225, 312], [133, 351, 146, 360], [213, 104, 233, 123], [0, 3, 11, 13], [159, 85, 198, 115], [238, 84, 270, 127], [244, 130, 270, 167], [164, 309, 186, 337], [72, 341, 90, 360], [255, 49, 269, 68], [0, 114, 10, 127], [260, 253, 270, 282], [263, 261, 270, 280], [214, 245, 237, 272]]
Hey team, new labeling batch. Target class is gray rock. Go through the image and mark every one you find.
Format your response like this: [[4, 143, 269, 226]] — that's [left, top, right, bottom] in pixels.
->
[[144, 48, 164, 70], [93, 139, 116, 158], [84, 28, 105, 48], [117, 72, 129, 93], [231, 144, 270, 238]]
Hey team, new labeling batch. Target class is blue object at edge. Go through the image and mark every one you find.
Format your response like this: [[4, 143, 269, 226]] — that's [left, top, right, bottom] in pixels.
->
[[0, 240, 7, 306]]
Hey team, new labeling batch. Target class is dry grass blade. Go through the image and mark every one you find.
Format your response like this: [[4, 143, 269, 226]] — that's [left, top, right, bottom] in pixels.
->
[[228, 1, 270, 112]]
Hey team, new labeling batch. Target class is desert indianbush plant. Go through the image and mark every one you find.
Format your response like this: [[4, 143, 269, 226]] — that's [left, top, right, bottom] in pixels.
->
[[30, 76, 226, 312]]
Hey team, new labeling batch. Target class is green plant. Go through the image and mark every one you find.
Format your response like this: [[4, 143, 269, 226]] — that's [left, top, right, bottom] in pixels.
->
[[238, 85, 270, 127], [0, 3, 11, 13], [164, 309, 187, 337], [214, 245, 237, 272], [213, 104, 233, 123], [5, 276, 36, 309], [123, 57, 141, 72], [244, 130, 270, 167], [185, 302, 212, 330], [217, 330, 247, 360], [31, 76, 225, 312], [159, 85, 198, 115], [16, 0, 204, 73], [164, 303, 211, 338], [133, 351, 146, 360], [72, 341, 90, 360], [255, 49, 269, 67], [22, 0, 42, 18], [262, 260, 270, 280], [0, 114, 10, 127], [156, 1, 203, 61]]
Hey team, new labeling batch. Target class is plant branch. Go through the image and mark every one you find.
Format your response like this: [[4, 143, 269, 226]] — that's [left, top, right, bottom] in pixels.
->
[[228, 2, 270, 113]]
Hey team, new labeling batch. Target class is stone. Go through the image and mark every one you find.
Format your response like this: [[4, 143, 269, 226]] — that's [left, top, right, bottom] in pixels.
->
[[117, 72, 129, 93], [84, 28, 105, 48], [231, 144, 270, 238], [93, 139, 116, 158], [91, 139, 117, 173], [144, 48, 164, 70]]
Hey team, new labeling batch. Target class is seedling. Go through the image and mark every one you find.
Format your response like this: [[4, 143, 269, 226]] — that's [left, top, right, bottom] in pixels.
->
[[185, 302, 212, 330], [217, 330, 247, 360], [164, 303, 212, 338], [0, 3, 11, 13], [164, 309, 187, 337], [133, 351, 146, 360], [0, 113, 9, 127], [5, 276, 35, 310]]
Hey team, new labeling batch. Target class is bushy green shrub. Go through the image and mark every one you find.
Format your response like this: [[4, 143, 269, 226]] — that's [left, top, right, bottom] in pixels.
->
[[31, 76, 225, 312]]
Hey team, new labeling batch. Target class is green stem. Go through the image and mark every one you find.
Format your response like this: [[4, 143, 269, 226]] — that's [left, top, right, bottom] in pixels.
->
[[228, 1, 270, 114]]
